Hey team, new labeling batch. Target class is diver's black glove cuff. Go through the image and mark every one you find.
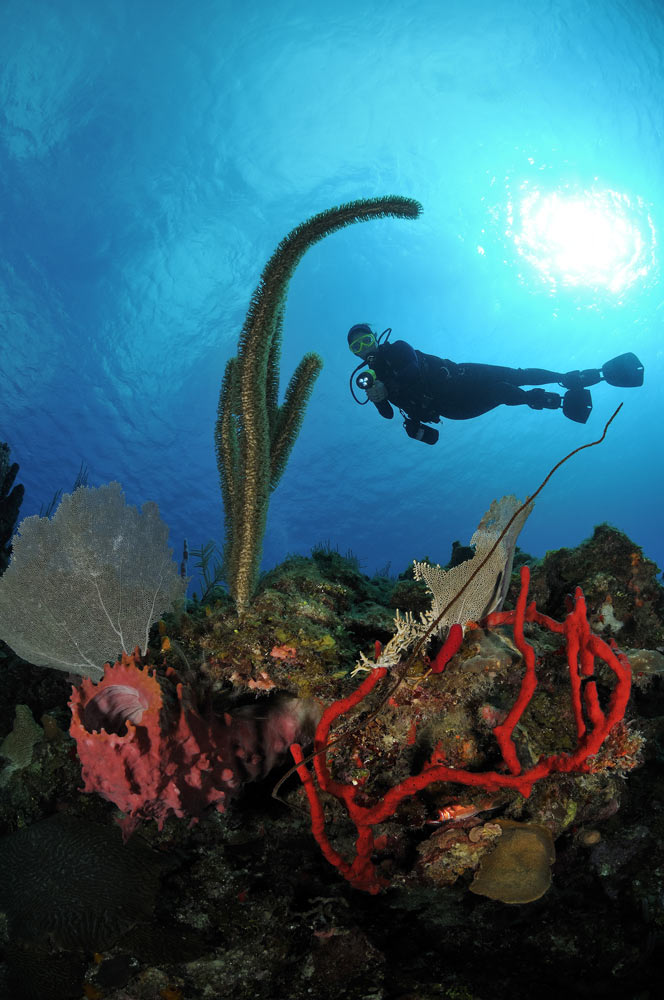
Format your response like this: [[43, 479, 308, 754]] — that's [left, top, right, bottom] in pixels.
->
[[374, 399, 394, 419]]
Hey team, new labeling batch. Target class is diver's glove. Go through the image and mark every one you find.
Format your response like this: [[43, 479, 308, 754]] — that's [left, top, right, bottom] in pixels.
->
[[365, 379, 388, 403]]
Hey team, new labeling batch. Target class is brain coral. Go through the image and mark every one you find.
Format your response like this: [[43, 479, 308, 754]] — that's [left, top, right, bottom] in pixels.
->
[[0, 814, 167, 950]]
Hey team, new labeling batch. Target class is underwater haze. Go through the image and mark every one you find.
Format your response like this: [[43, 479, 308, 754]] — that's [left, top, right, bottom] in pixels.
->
[[1, 0, 662, 589]]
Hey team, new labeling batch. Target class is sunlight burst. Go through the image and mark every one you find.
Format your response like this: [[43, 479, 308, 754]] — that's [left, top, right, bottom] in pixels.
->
[[509, 186, 656, 293]]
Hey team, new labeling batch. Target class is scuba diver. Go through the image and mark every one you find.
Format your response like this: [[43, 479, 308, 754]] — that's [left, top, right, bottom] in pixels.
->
[[348, 324, 644, 445]]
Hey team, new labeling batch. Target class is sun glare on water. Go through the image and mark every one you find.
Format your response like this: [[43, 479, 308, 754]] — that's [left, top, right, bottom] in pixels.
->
[[507, 185, 656, 294]]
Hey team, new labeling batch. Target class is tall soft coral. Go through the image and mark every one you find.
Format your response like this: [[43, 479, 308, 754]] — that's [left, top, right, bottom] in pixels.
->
[[215, 195, 422, 615]]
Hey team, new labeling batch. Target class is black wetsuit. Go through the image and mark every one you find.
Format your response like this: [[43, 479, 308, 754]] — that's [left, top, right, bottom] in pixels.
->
[[368, 340, 564, 424]]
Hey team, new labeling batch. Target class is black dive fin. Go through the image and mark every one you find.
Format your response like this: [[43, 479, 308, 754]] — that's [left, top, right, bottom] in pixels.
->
[[562, 388, 592, 424], [602, 352, 644, 388]]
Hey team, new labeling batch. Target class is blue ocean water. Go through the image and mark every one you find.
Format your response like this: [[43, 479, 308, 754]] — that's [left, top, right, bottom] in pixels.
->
[[1, 0, 662, 593]]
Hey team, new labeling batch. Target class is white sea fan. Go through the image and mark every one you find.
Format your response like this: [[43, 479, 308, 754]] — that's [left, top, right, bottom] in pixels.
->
[[0, 482, 187, 679], [354, 495, 533, 674], [413, 494, 534, 629]]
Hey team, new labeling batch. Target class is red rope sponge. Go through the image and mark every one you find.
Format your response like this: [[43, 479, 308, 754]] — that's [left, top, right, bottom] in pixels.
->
[[291, 565, 632, 893]]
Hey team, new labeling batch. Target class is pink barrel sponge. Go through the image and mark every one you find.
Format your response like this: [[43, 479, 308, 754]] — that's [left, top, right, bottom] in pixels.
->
[[69, 649, 318, 837]]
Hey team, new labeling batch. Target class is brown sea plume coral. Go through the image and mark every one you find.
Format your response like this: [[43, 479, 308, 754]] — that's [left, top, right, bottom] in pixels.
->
[[216, 195, 422, 615]]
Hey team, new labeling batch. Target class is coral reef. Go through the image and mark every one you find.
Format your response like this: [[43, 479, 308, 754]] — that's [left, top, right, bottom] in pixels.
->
[[528, 522, 664, 648], [174, 547, 398, 705], [290, 565, 633, 893], [0, 523, 662, 999]]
